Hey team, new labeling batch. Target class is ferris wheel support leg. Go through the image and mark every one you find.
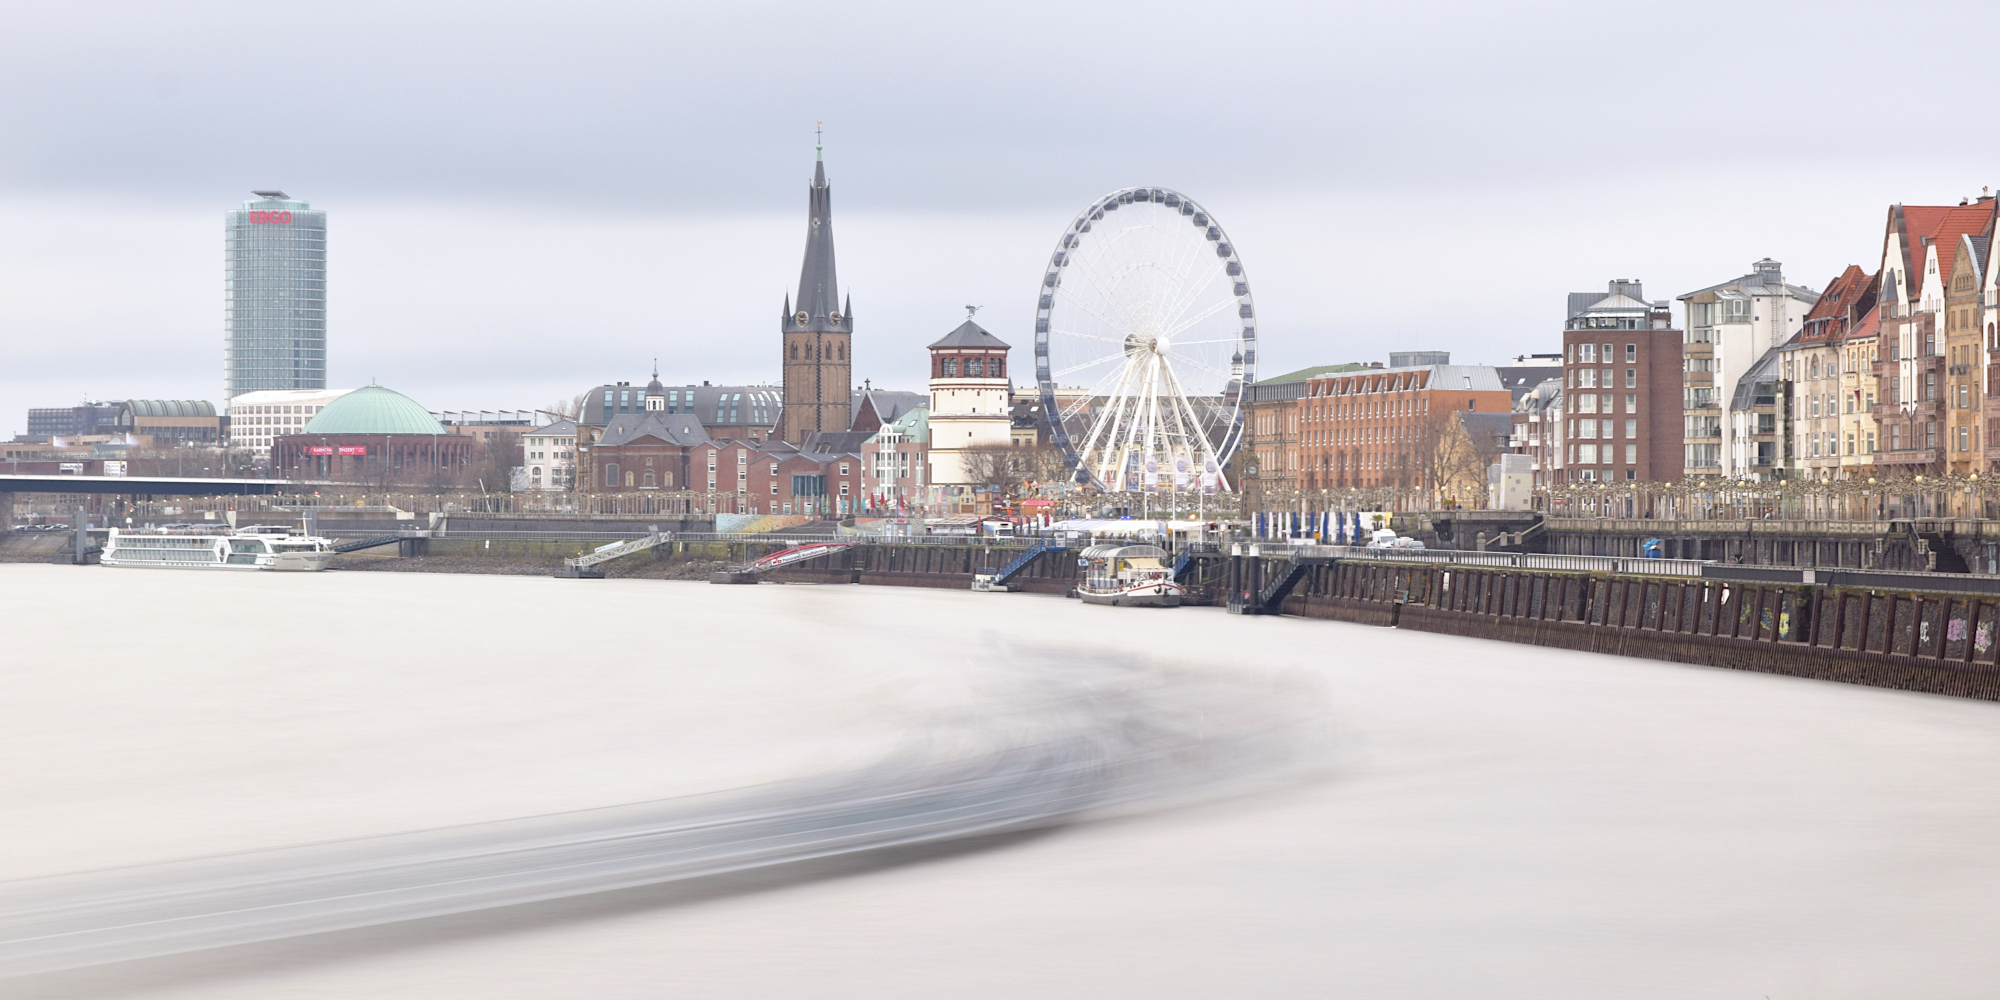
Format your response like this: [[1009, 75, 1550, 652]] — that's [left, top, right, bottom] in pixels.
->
[[1080, 356, 1140, 490]]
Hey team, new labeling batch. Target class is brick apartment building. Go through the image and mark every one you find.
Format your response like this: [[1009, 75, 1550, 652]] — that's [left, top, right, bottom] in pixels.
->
[[1238, 363, 1376, 506], [1558, 284, 1682, 483], [1299, 364, 1511, 489]]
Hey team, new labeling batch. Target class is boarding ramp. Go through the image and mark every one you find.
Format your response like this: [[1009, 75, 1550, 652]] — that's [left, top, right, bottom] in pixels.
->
[[971, 538, 1069, 592], [557, 530, 669, 579], [709, 540, 856, 585], [331, 530, 431, 554]]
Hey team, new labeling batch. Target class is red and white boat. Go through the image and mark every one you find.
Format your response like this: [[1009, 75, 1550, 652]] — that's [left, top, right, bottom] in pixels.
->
[[1074, 543, 1183, 607]]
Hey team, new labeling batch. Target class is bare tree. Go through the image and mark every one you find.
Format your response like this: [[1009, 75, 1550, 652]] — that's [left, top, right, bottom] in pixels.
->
[[959, 446, 1032, 500], [1414, 407, 1491, 507], [544, 393, 588, 422], [1019, 445, 1072, 487], [463, 430, 522, 495]]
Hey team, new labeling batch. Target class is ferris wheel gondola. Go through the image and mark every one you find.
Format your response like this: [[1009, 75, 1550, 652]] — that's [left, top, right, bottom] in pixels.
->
[[1033, 187, 1255, 493]]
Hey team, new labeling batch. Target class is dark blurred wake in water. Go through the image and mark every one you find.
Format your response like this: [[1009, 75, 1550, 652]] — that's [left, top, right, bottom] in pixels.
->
[[0, 654, 1326, 978]]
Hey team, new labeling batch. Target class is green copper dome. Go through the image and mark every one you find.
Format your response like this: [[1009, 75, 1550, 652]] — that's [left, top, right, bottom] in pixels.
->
[[303, 385, 448, 436]]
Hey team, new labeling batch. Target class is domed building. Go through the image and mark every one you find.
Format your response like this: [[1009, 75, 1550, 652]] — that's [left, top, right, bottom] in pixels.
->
[[275, 383, 473, 480]]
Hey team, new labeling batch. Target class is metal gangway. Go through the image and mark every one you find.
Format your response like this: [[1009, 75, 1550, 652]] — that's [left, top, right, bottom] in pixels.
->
[[710, 539, 856, 584], [331, 529, 431, 554], [558, 530, 669, 578], [971, 538, 1069, 592]]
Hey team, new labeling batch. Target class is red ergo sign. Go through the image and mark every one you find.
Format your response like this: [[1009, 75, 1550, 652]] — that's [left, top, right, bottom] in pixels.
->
[[248, 210, 293, 224]]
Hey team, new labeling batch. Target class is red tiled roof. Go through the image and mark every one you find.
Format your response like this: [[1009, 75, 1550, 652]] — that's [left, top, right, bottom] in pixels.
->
[[1892, 202, 1996, 298], [1847, 303, 1880, 341], [1805, 265, 1868, 322], [1800, 265, 1879, 344]]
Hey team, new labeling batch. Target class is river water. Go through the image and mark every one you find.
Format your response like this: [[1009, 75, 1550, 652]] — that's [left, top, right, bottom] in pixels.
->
[[4, 563, 2000, 997]]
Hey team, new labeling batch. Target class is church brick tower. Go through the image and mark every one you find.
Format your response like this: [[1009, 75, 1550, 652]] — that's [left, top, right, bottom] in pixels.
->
[[780, 139, 853, 445]]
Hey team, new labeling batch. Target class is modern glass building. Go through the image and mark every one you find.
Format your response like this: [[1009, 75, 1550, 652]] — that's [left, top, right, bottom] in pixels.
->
[[224, 190, 327, 406]]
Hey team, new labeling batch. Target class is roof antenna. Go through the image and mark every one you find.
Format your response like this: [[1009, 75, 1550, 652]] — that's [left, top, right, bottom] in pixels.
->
[[965, 304, 981, 319]]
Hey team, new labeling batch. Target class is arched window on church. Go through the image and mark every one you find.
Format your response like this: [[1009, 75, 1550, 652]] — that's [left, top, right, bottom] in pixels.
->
[[968, 358, 984, 377], [943, 357, 959, 377], [993, 357, 1004, 377], [838, 343, 846, 360], [791, 343, 799, 360], [605, 463, 620, 488], [643, 470, 656, 488]]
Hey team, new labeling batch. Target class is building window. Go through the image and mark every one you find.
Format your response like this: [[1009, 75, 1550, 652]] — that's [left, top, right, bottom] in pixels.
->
[[1625, 419, 1637, 439], [1625, 369, 1636, 388], [943, 357, 959, 377], [643, 471, 656, 488], [1625, 444, 1636, 464], [1625, 344, 1637, 362], [771, 483, 778, 495], [604, 463, 620, 487]]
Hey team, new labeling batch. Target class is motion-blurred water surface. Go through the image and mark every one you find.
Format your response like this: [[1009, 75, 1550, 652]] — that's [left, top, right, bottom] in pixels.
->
[[6, 565, 2000, 998]]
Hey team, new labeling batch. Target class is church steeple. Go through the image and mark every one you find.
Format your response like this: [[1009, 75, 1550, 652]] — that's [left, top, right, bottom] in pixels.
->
[[794, 142, 843, 331], [779, 130, 854, 446]]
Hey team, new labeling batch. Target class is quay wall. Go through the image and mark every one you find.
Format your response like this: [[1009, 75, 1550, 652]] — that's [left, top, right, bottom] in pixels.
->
[[29, 521, 2000, 703], [1262, 558, 2000, 702], [1422, 514, 2000, 575]]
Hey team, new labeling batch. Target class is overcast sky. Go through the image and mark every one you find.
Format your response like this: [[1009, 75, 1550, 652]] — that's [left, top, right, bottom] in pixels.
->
[[5, 0, 2000, 435]]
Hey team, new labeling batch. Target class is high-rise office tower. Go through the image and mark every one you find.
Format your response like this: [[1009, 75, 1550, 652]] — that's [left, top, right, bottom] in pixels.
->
[[224, 190, 327, 405]]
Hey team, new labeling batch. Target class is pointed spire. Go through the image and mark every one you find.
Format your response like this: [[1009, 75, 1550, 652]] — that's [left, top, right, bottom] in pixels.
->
[[783, 292, 792, 321], [794, 139, 840, 328], [843, 293, 852, 323]]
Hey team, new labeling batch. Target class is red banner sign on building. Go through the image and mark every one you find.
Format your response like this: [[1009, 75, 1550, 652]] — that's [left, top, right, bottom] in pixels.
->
[[337, 446, 367, 455], [305, 446, 335, 455]]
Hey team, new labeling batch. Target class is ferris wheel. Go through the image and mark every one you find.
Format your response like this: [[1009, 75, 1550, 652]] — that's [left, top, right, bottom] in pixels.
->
[[1033, 186, 1255, 493]]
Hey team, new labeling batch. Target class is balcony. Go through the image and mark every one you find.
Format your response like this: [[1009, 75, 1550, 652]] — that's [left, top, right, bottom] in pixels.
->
[[1874, 447, 1940, 466]]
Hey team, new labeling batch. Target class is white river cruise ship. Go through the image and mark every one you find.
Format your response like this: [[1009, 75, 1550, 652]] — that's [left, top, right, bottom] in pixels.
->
[[101, 526, 335, 572]]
